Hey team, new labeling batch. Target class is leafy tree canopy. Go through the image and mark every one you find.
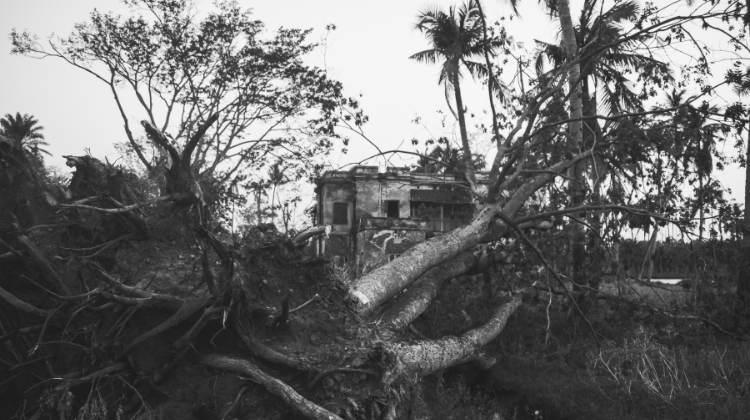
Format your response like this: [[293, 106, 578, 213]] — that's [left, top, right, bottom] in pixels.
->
[[10, 0, 362, 186]]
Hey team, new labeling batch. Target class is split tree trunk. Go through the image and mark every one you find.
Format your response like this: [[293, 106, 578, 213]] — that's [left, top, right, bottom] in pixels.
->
[[379, 248, 505, 330]]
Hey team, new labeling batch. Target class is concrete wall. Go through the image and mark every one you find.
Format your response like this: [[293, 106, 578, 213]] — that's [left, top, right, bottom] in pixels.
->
[[315, 166, 487, 272], [353, 174, 412, 220], [320, 182, 354, 233], [318, 181, 354, 260], [355, 218, 426, 276]]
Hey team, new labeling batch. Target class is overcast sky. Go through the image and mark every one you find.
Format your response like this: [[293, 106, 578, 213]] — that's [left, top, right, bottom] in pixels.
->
[[0, 0, 745, 209]]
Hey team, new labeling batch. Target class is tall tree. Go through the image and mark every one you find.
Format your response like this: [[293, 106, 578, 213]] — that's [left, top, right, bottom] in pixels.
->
[[410, 0, 490, 191], [267, 162, 287, 226], [535, 0, 671, 285], [11, 0, 359, 186], [549, 0, 588, 286]]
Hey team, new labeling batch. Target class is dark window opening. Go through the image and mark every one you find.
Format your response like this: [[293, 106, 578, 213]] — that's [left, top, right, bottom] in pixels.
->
[[388, 253, 402, 261], [386, 200, 400, 218], [333, 202, 348, 225]]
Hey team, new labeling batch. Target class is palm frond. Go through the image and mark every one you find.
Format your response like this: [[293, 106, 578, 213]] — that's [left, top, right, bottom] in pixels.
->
[[603, 0, 640, 23], [409, 48, 444, 64]]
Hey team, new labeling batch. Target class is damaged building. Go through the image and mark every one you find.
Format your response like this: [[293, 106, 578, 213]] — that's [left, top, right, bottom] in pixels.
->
[[311, 166, 486, 275]]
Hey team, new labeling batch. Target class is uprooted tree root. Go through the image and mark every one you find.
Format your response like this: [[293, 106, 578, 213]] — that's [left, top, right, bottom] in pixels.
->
[[1, 218, 524, 418], [0, 139, 530, 420]]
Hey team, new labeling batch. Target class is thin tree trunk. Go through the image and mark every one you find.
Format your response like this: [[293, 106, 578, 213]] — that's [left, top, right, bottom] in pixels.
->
[[699, 175, 705, 241], [556, 0, 587, 287], [452, 72, 478, 190], [475, 0, 502, 155], [739, 128, 750, 297], [271, 184, 277, 225]]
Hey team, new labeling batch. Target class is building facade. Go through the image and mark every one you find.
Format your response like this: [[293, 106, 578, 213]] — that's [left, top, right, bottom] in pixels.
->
[[312, 166, 485, 275]]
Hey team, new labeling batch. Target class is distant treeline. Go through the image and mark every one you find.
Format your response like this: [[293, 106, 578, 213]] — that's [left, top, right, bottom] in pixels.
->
[[616, 239, 743, 280]]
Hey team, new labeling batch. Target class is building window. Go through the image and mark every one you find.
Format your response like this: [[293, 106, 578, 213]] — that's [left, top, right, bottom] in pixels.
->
[[410, 202, 473, 232], [388, 253, 402, 261], [386, 200, 400, 218], [333, 202, 348, 225]]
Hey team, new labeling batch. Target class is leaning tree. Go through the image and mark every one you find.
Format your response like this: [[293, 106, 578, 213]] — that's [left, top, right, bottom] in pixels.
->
[[1, 1, 749, 419]]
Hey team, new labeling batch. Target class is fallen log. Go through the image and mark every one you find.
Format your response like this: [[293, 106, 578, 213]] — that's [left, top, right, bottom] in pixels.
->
[[348, 203, 503, 315]]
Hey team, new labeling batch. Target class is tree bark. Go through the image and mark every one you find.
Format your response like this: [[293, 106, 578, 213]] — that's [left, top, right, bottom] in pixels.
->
[[348, 203, 502, 314], [379, 248, 505, 330], [385, 294, 523, 376], [556, 0, 587, 287], [452, 72, 478, 190], [739, 129, 750, 298]]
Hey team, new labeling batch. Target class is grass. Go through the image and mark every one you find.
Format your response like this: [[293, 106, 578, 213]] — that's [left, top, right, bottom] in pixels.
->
[[586, 328, 750, 419]]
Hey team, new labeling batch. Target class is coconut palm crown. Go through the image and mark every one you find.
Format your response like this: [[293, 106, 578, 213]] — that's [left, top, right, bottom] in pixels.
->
[[0, 112, 51, 157]]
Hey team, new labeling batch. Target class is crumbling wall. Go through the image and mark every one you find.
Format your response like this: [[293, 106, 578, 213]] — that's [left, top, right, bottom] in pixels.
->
[[355, 218, 426, 276]]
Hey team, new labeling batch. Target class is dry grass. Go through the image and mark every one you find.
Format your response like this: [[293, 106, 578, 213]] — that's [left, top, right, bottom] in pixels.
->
[[587, 328, 750, 419], [600, 277, 692, 308]]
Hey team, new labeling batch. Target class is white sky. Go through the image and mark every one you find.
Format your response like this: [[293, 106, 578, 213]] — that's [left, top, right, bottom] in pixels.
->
[[0, 0, 745, 211]]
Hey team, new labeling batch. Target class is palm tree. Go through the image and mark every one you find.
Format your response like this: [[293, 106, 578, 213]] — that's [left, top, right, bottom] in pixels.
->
[[541, 0, 588, 286], [535, 0, 670, 119], [0, 112, 50, 158], [410, 0, 490, 188], [662, 89, 721, 240], [267, 162, 287, 226], [537, 0, 670, 285], [246, 181, 268, 225]]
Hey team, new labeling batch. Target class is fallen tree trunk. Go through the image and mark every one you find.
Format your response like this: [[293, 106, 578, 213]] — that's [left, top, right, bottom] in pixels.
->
[[378, 248, 507, 330], [347, 154, 588, 316], [200, 354, 344, 420], [384, 293, 524, 377], [348, 203, 503, 314]]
